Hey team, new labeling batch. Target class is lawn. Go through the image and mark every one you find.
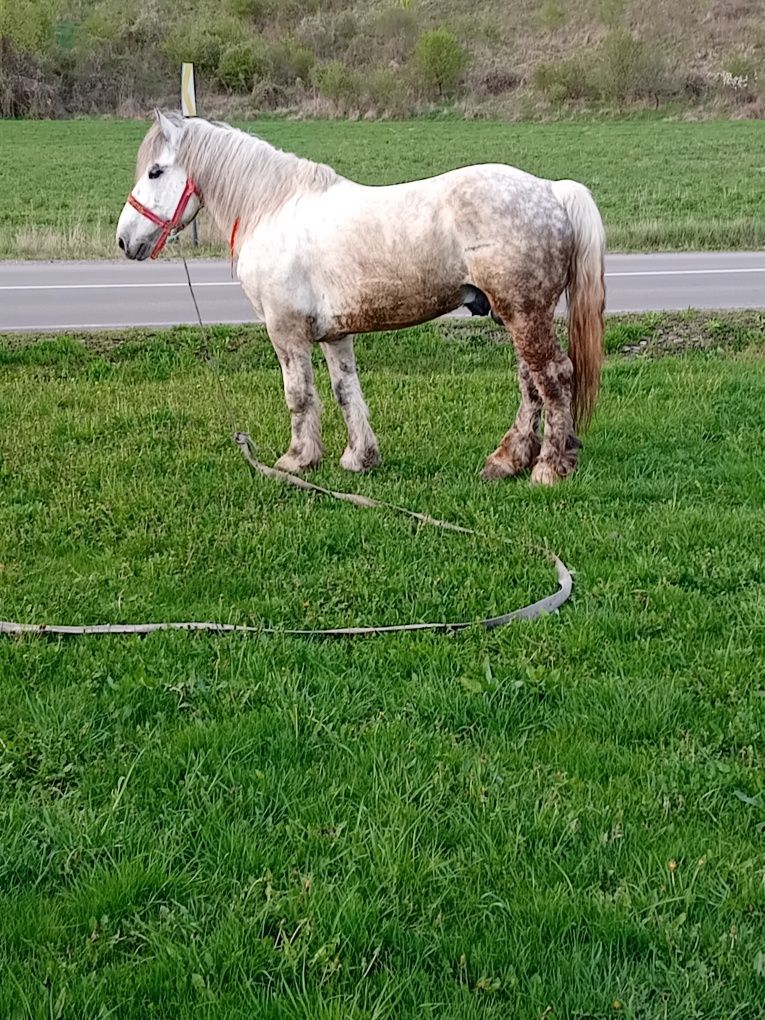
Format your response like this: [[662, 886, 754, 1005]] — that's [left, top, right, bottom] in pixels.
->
[[1, 314, 764, 1019], [1, 117, 764, 258]]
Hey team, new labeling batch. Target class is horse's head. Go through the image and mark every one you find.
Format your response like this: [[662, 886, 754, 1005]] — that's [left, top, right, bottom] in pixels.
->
[[116, 110, 203, 260]]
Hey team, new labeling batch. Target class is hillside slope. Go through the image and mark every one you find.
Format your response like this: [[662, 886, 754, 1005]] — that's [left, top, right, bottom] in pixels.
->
[[1, 0, 763, 118]]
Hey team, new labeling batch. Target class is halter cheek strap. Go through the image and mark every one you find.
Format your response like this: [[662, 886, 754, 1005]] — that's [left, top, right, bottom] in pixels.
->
[[127, 177, 202, 259]]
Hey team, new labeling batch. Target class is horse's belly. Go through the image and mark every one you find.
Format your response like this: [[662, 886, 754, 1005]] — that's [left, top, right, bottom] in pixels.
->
[[325, 278, 464, 336]]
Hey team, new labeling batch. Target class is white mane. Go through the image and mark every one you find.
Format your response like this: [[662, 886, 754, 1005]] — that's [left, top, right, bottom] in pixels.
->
[[137, 114, 341, 237]]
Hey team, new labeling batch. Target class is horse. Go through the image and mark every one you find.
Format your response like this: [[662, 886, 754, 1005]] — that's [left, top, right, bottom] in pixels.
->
[[117, 111, 605, 485]]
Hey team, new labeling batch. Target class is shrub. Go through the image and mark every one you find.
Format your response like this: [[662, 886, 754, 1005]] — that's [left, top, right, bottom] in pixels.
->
[[313, 60, 358, 108], [163, 18, 241, 77], [264, 40, 314, 86], [217, 41, 266, 92], [414, 28, 468, 97], [475, 67, 521, 97], [532, 58, 594, 103], [296, 11, 358, 61], [81, 6, 123, 45], [360, 67, 413, 115], [0, 0, 58, 56], [374, 6, 418, 61], [593, 30, 676, 106], [224, 0, 270, 19], [0, 36, 57, 116]]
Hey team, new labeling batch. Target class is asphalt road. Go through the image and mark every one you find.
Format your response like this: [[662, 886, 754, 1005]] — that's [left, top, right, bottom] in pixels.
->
[[1, 252, 764, 333]]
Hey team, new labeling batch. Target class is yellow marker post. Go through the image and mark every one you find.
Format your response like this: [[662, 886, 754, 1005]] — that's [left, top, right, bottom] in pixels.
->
[[181, 63, 197, 117], [181, 63, 198, 245]]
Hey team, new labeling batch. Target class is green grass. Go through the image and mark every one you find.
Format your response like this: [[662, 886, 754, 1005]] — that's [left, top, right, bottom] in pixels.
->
[[1, 315, 765, 1019], [1, 118, 764, 258]]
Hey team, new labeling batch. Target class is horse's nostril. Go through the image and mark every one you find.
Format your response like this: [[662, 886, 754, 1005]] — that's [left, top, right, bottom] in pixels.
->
[[118, 236, 126, 251]]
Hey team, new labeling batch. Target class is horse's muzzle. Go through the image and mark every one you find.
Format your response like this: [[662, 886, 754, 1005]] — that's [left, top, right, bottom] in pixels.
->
[[118, 235, 150, 261]]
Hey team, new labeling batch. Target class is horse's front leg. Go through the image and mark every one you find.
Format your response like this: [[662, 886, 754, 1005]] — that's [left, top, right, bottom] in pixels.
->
[[269, 332, 323, 473], [321, 336, 380, 472]]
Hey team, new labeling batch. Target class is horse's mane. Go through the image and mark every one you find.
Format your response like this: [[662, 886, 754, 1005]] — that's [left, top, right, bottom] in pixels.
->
[[136, 113, 341, 236]]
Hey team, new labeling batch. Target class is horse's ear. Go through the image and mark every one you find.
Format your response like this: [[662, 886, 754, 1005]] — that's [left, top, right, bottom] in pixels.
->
[[155, 109, 181, 150]]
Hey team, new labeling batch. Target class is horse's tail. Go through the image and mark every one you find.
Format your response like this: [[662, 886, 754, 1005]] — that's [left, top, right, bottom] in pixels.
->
[[551, 179, 606, 433]]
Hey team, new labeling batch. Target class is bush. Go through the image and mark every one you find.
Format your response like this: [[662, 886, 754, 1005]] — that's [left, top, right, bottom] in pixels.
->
[[217, 41, 267, 92], [313, 60, 358, 108], [594, 29, 676, 106], [532, 58, 594, 102], [264, 40, 314, 86], [414, 28, 468, 97], [374, 6, 418, 61], [224, 0, 270, 19], [296, 11, 358, 61], [0, 36, 57, 116], [360, 67, 413, 116], [163, 18, 241, 77], [475, 67, 521, 97], [0, 0, 57, 56]]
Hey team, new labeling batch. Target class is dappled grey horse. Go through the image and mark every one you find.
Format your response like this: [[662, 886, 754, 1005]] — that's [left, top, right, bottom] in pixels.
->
[[117, 112, 605, 484]]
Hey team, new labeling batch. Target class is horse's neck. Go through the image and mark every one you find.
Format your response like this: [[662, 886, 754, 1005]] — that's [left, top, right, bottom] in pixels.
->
[[182, 125, 335, 239]]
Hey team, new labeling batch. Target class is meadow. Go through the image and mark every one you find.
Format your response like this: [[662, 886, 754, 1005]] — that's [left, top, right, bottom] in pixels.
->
[[1, 314, 764, 1018], [1, 117, 764, 258]]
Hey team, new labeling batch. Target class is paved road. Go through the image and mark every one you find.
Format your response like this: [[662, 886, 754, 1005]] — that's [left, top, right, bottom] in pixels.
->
[[1, 252, 764, 332]]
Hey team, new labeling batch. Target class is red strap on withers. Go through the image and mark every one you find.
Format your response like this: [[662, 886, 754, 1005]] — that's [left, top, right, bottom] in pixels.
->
[[229, 217, 241, 275], [127, 177, 202, 259]]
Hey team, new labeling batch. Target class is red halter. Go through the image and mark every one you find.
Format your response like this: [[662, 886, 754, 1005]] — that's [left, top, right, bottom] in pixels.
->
[[127, 177, 202, 259]]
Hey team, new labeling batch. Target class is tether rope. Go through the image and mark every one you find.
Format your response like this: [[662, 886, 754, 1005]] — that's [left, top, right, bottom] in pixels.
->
[[0, 258, 573, 639]]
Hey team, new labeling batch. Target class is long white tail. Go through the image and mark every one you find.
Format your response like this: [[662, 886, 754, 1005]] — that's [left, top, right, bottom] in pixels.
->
[[551, 179, 606, 432]]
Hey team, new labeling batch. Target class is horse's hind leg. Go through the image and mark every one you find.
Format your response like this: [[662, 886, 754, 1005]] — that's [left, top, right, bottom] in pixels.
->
[[482, 356, 542, 479], [321, 336, 380, 472], [487, 304, 578, 485]]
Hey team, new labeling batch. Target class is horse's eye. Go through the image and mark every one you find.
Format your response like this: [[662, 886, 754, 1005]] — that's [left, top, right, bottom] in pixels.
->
[[148, 165, 163, 180]]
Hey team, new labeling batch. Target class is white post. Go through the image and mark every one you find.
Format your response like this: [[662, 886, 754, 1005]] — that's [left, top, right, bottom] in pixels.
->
[[181, 63, 198, 248]]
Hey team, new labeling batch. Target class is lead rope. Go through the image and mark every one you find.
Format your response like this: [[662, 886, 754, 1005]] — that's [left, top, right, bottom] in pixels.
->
[[0, 260, 573, 640]]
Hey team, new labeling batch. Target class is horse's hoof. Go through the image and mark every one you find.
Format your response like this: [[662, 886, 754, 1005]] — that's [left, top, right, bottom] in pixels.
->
[[481, 448, 524, 480], [530, 461, 561, 486], [274, 449, 321, 474], [340, 445, 381, 472], [481, 457, 510, 481]]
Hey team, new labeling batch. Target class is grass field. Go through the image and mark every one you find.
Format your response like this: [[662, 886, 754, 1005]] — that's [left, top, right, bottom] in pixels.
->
[[2, 314, 765, 1018], [1, 117, 764, 259]]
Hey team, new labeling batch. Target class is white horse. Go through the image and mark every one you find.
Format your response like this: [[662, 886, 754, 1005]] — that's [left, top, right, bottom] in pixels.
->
[[117, 111, 605, 484]]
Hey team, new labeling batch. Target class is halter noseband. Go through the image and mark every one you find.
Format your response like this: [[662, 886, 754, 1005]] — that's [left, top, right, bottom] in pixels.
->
[[127, 177, 202, 259]]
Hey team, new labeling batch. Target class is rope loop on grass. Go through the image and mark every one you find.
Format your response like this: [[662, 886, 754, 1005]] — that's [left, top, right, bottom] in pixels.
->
[[0, 261, 574, 640]]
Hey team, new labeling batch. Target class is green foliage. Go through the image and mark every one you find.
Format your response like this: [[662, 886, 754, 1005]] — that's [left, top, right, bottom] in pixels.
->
[[594, 29, 675, 105], [414, 27, 468, 97], [265, 40, 314, 86], [360, 67, 412, 115], [534, 31, 677, 107], [375, 5, 419, 60], [722, 55, 759, 81], [536, 0, 567, 31], [81, 6, 122, 45], [532, 57, 595, 102], [0, 0, 60, 54], [596, 0, 625, 29], [162, 17, 241, 77], [313, 60, 358, 107], [217, 41, 266, 92], [224, 0, 270, 19]]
